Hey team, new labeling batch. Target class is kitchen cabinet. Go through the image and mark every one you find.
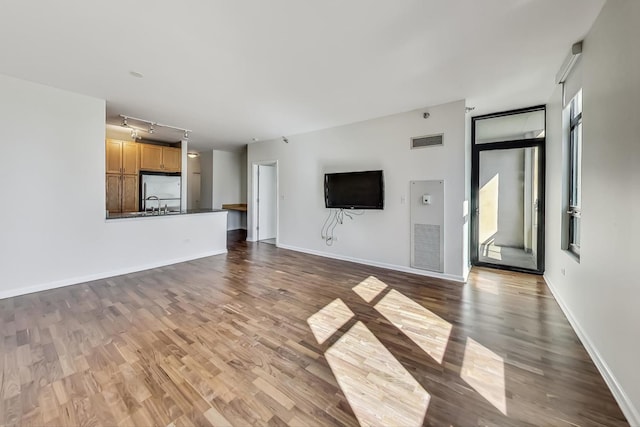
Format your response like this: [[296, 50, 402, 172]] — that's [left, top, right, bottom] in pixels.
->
[[140, 144, 181, 172], [162, 147, 182, 172], [106, 139, 139, 175], [106, 173, 139, 213], [106, 174, 121, 213], [106, 139, 139, 213], [139, 144, 163, 171], [122, 175, 139, 212]]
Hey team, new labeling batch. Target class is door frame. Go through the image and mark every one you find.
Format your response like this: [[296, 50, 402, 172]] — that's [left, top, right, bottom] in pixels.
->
[[250, 160, 279, 244], [470, 105, 546, 274]]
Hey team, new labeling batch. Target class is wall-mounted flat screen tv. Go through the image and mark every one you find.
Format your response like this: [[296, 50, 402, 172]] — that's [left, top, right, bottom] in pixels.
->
[[324, 170, 384, 209]]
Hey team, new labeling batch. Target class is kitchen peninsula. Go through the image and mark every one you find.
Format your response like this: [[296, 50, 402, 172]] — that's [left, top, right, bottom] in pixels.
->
[[106, 208, 225, 220]]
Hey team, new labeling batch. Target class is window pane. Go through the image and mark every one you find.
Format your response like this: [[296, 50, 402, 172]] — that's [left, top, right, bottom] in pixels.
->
[[575, 122, 582, 207], [571, 91, 583, 119], [570, 127, 578, 206], [566, 90, 582, 256], [475, 110, 545, 144], [569, 216, 581, 247]]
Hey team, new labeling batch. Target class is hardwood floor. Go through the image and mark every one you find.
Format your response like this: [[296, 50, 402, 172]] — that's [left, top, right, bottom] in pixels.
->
[[0, 231, 628, 426]]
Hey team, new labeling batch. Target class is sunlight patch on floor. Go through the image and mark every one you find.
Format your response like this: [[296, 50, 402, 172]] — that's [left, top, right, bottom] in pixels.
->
[[374, 289, 452, 364], [484, 242, 503, 261], [352, 276, 388, 303], [461, 337, 507, 415], [325, 321, 430, 426], [307, 298, 354, 344]]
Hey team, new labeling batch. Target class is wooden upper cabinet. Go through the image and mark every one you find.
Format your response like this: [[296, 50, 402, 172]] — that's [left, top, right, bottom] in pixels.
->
[[162, 147, 182, 172], [106, 139, 139, 175], [106, 140, 123, 174], [122, 142, 139, 174], [140, 144, 164, 171], [139, 144, 182, 172]]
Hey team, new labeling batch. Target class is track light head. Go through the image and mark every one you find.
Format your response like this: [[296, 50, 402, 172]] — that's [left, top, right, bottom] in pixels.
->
[[282, 136, 289, 143], [423, 112, 430, 119], [121, 117, 128, 127], [149, 124, 154, 134], [184, 130, 189, 139]]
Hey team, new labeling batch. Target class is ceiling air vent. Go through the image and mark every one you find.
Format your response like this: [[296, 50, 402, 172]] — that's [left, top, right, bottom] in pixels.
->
[[411, 133, 443, 149]]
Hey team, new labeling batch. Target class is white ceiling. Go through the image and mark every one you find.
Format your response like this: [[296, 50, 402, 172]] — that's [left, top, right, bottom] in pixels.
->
[[0, 0, 604, 151]]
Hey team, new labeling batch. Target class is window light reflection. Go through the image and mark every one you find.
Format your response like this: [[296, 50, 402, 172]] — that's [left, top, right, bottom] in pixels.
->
[[374, 289, 452, 364], [352, 276, 388, 303], [461, 337, 507, 415], [307, 298, 354, 344], [325, 321, 430, 426]]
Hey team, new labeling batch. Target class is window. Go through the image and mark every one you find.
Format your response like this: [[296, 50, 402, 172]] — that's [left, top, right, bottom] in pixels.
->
[[567, 90, 582, 256]]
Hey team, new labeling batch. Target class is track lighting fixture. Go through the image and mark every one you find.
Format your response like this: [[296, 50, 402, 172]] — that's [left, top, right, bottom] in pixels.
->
[[423, 112, 430, 119], [118, 115, 191, 140], [282, 136, 289, 143]]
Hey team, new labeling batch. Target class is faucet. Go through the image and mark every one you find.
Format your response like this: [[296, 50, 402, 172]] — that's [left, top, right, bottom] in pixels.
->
[[145, 195, 161, 214]]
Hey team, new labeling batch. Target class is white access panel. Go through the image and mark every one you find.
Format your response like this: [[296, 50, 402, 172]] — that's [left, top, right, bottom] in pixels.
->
[[410, 180, 445, 273]]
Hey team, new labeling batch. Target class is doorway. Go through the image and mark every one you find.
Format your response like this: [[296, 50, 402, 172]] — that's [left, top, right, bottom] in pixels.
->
[[471, 106, 545, 274], [252, 161, 278, 244]]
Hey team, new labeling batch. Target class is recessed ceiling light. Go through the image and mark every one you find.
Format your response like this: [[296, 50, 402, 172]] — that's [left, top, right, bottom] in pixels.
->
[[129, 70, 144, 78], [252, 137, 259, 142]]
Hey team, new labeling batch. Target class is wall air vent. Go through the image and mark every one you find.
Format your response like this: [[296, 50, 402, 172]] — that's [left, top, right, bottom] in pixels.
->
[[411, 134, 443, 149]]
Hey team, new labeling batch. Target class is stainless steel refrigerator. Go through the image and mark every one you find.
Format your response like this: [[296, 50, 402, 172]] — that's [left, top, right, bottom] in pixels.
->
[[140, 173, 181, 212]]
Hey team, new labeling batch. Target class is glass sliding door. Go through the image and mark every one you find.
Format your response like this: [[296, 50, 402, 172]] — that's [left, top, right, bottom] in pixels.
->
[[471, 106, 545, 273], [477, 146, 540, 270]]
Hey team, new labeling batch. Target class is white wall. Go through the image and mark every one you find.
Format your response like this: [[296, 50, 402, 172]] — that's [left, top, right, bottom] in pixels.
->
[[247, 100, 467, 281], [0, 75, 228, 299], [213, 149, 247, 230], [200, 150, 213, 209], [105, 124, 136, 142], [544, 0, 640, 423]]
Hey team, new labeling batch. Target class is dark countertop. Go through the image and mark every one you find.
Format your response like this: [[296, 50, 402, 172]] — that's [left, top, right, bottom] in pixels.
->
[[106, 208, 226, 220], [222, 203, 248, 212]]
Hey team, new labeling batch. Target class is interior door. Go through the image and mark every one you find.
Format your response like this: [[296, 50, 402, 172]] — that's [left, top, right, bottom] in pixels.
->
[[257, 164, 277, 241], [189, 172, 201, 210]]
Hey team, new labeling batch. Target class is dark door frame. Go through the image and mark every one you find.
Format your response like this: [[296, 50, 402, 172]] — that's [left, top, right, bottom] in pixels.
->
[[470, 105, 546, 274]]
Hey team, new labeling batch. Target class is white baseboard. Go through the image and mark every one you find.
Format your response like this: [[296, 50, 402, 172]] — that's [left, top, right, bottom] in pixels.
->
[[0, 249, 228, 300], [544, 274, 640, 426], [277, 243, 465, 283]]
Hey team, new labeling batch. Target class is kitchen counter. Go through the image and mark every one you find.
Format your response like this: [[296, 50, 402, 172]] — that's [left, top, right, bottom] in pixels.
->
[[106, 208, 225, 220], [222, 203, 247, 212]]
